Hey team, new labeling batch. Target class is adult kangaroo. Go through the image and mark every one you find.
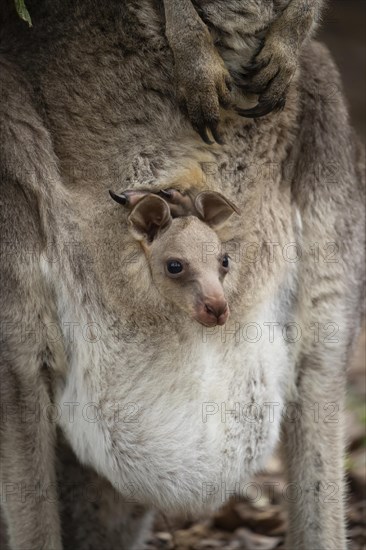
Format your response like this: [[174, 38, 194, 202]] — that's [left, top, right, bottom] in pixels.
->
[[0, 1, 364, 549]]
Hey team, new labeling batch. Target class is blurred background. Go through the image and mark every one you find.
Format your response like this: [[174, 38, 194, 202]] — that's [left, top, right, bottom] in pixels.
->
[[147, 2, 366, 549]]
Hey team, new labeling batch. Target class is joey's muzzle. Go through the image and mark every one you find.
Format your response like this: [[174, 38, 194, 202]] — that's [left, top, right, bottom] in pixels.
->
[[194, 296, 229, 327]]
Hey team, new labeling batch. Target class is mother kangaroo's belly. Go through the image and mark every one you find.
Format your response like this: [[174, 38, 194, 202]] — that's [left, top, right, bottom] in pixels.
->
[[56, 307, 289, 514]]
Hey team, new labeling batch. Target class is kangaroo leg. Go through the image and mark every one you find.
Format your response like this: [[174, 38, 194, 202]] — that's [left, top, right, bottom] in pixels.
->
[[0, 343, 63, 550], [282, 353, 347, 549]]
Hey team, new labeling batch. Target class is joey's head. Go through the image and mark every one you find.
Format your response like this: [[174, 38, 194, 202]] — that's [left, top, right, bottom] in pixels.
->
[[126, 192, 239, 327]]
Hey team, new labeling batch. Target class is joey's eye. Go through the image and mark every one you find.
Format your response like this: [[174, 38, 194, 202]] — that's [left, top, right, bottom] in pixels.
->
[[222, 255, 229, 269], [166, 260, 183, 275]]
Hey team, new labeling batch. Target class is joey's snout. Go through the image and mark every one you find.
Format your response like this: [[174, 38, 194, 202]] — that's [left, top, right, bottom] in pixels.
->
[[195, 293, 229, 327]]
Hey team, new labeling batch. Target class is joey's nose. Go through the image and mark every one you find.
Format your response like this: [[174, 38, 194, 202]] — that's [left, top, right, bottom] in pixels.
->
[[204, 300, 229, 325]]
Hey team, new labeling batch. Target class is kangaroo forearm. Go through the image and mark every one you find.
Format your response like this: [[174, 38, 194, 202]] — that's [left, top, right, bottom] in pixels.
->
[[163, 0, 207, 47], [272, 0, 323, 48]]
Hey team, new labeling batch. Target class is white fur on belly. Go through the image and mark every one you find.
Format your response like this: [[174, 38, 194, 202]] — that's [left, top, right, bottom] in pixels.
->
[[56, 295, 289, 514]]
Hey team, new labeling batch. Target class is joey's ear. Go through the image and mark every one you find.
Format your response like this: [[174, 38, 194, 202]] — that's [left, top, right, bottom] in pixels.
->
[[194, 191, 240, 229], [128, 195, 172, 243]]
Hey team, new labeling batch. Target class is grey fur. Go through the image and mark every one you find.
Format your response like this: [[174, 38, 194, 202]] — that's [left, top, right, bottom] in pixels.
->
[[0, 1, 364, 549]]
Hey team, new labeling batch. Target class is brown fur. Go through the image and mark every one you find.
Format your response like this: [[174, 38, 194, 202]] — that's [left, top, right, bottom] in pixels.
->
[[0, 1, 364, 549]]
